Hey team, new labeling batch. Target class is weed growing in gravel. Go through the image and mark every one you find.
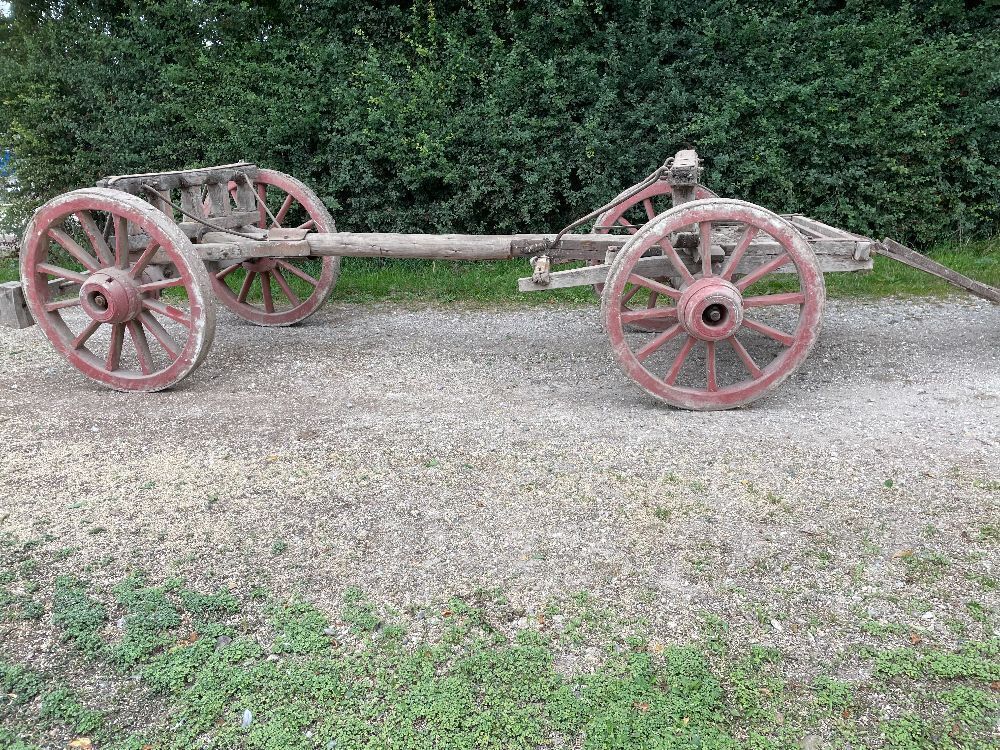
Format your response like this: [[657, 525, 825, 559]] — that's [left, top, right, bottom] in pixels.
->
[[0, 662, 45, 706], [111, 572, 183, 667], [51, 576, 107, 658], [271, 539, 289, 555], [899, 551, 951, 583], [38, 686, 103, 735]]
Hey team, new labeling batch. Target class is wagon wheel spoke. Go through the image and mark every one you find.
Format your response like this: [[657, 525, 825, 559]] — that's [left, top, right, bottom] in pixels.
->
[[743, 292, 805, 308], [297, 219, 316, 231], [35, 263, 89, 284], [736, 253, 791, 291], [621, 306, 678, 324], [215, 263, 241, 280], [140, 312, 181, 361], [104, 323, 125, 372], [139, 278, 186, 294], [237, 271, 256, 303], [127, 320, 155, 375], [47, 228, 100, 272], [143, 298, 193, 329], [274, 195, 294, 227], [626, 274, 682, 301], [620, 284, 642, 305], [658, 242, 696, 287], [664, 336, 698, 385], [616, 216, 639, 233], [741, 318, 795, 347], [261, 272, 275, 313], [720, 226, 758, 281], [699, 221, 713, 277], [75, 211, 114, 266], [706, 341, 718, 392], [43, 297, 82, 313], [130, 241, 160, 279], [728, 335, 762, 379], [635, 323, 684, 362], [276, 260, 318, 287], [256, 184, 269, 229], [114, 216, 129, 269], [271, 268, 302, 306], [643, 199, 657, 222], [72, 320, 102, 350]]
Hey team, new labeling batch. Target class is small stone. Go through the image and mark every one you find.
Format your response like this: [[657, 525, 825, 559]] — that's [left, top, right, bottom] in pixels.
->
[[241, 708, 253, 728], [770, 619, 783, 632], [215, 635, 232, 649]]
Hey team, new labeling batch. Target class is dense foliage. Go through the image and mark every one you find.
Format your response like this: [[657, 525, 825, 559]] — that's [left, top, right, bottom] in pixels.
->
[[1, 0, 997, 246]]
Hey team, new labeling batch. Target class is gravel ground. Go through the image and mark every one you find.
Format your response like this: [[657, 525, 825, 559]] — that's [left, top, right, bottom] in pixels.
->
[[1, 297, 998, 675]]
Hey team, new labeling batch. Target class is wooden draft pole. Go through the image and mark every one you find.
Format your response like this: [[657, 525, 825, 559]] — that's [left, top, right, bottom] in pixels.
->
[[876, 238, 1000, 304]]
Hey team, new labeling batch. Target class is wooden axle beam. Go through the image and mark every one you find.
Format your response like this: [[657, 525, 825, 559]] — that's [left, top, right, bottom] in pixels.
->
[[194, 231, 632, 263]]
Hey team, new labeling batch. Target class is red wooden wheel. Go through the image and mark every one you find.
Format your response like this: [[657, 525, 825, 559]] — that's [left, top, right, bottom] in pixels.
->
[[20, 188, 215, 391], [602, 198, 825, 410], [210, 169, 339, 326], [592, 180, 717, 330]]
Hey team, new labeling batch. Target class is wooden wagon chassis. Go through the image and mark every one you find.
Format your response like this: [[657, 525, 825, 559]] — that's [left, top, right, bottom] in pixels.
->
[[7, 148, 998, 409]]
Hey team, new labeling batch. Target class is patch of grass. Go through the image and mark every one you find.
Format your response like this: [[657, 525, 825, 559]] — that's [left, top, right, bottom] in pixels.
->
[[341, 587, 382, 635], [269, 600, 333, 655], [868, 641, 1000, 681], [862, 618, 910, 638], [111, 572, 182, 667], [38, 687, 103, 735], [0, 728, 40, 750], [5, 542, 1000, 749], [813, 676, 855, 713], [966, 600, 991, 624], [727, 644, 787, 741], [652, 505, 673, 521], [52, 575, 107, 658], [898, 551, 950, 583], [977, 523, 1000, 543], [177, 586, 240, 617], [0, 587, 43, 622], [0, 662, 45, 706], [270, 538, 288, 555]]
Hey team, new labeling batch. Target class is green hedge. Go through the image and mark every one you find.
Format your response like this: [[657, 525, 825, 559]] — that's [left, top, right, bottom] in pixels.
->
[[1, 0, 998, 246]]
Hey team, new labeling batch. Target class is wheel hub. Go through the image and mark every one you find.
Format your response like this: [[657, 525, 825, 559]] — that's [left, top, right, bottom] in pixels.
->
[[79, 269, 142, 323], [243, 258, 279, 273], [677, 277, 743, 341]]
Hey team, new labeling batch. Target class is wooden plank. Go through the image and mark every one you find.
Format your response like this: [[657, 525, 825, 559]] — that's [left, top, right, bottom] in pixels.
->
[[0, 282, 34, 329], [182, 225, 871, 277], [518, 252, 871, 292], [205, 182, 231, 217], [876, 238, 1000, 304], [177, 211, 259, 237], [519, 257, 679, 292], [179, 186, 206, 223], [98, 162, 258, 194], [290, 232, 633, 260]]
